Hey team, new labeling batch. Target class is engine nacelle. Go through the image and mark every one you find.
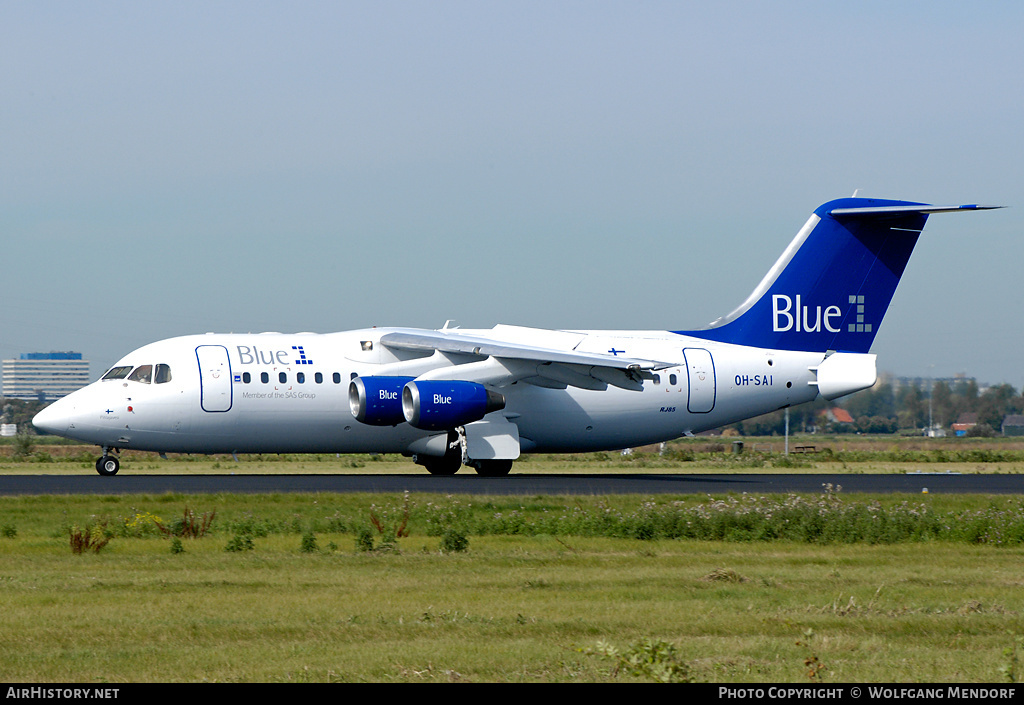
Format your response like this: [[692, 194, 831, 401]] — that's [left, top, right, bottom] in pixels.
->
[[402, 380, 506, 431], [349, 376, 414, 426], [813, 352, 877, 401]]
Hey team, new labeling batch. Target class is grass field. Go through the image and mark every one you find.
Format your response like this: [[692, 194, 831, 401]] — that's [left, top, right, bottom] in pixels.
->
[[2, 482, 1024, 683], [2, 436, 1024, 683]]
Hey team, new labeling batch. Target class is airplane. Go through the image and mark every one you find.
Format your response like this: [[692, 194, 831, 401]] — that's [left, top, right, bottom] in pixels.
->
[[33, 196, 999, 476]]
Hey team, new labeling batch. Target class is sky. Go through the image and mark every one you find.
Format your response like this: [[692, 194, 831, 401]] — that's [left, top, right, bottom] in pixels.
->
[[2, 1, 1022, 389]]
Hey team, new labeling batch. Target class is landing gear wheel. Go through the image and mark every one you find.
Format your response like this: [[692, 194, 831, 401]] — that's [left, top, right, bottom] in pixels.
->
[[96, 456, 120, 476], [414, 430, 464, 476], [418, 454, 461, 476], [470, 459, 513, 476]]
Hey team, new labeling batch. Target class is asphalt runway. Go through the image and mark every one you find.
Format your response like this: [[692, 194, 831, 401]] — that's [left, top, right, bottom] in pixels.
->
[[0, 472, 1020, 496]]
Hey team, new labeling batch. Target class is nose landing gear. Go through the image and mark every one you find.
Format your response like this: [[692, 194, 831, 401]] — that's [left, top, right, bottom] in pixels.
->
[[95, 447, 120, 476]]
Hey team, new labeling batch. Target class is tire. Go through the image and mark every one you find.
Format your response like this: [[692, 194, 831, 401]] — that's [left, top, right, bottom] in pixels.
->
[[471, 459, 513, 476], [420, 455, 461, 475], [414, 430, 463, 475], [96, 456, 120, 476]]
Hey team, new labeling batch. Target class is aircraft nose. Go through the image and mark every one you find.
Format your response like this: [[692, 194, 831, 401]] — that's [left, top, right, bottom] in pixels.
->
[[32, 398, 72, 436]]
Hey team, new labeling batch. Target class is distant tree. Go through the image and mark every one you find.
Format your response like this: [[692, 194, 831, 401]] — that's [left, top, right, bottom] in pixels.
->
[[931, 381, 953, 429], [844, 383, 896, 421], [966, 423, 997, 438], [896, 385, 926, 430], [976, 384, 1019, 430], [734, 409, 786, 436], [725, 375, 1024, 438], [0, 398, 48, 434], [854, 415, 898, 434], [954, 377, 979, 402]]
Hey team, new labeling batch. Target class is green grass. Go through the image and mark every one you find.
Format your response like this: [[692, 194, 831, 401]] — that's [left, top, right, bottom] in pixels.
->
[[5, 434, 1024, 475], [2, 491, 1024, 682]]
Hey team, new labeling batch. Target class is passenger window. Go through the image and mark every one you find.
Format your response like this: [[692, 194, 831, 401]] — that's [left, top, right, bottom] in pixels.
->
[[242, 372, 251, 384], [669, 374, 678, 386], [279, 372, 287, 384], [128, 365, 153, 384], [102, 366, 132, 381], [315, 372, 323, 384], [652, 375, 660, 385], [297, 372, 305, 384], [154, 364, 172, 384], [261, 372, 269, 384], [333, 373, 341, 384]]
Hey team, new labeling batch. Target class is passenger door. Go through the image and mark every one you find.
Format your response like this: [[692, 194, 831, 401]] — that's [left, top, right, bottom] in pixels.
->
[[683, 348, 716, 413], [196, 345, 233, 412]]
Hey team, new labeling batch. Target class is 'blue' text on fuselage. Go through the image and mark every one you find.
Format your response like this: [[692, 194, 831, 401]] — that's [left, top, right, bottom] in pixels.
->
[[237, 346, 293, 366]]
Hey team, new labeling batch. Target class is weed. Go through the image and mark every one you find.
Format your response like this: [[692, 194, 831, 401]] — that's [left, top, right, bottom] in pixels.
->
[[119, 510, 164, 538], [300, 531, 318, 553], [1, 523, 16, 539], [361, 491, 412, 552], [772, 455, 811, 469], [1000, 633, 1023, 683], [69, 521, 111, 554], [369, 492, 411, 540], [417, 488, 1024, 547], [439, 526, 469, 553], [795, 629, 828, 681], [225, 533, 254, 552], [223, 511, 275, 537], [155, 506, 216, 539], [11, 432, 34, 460], [703, 568, 748, 583], [170, 538, 185, 554], [584, 638, 694, 683], [354, 527, 375, 553]]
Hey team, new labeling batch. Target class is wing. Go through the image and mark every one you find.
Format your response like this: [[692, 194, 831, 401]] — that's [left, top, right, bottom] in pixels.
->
[[378, 327, 671, 392]]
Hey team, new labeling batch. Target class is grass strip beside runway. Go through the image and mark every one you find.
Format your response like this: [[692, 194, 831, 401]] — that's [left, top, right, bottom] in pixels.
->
[[1, 491, 1024, 682]]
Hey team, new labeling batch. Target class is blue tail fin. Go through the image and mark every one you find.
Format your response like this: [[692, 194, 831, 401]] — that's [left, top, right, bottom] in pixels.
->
[[679, 198, 998, 353]]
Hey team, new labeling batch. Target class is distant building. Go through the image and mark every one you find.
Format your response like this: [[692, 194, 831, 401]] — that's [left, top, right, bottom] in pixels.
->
[[952, 412, 978, 437], [823, 408, 854, 425], [884, 373, 981, 394], [1002, 415, 1024, 437], [1, 352, 90, 401]]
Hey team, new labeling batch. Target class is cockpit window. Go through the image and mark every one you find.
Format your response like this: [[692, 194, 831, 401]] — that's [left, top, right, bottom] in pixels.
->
[[128, 365, 153, 384], [154, 364, 172, 384], [102, 366, 133, 381]]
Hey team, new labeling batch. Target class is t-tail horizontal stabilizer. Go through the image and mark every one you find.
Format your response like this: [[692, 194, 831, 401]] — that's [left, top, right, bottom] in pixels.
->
[[679, 198, 1001, 354]]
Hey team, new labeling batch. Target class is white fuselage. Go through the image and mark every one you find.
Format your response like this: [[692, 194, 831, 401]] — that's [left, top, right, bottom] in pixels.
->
[[35, 326, 826, 456]]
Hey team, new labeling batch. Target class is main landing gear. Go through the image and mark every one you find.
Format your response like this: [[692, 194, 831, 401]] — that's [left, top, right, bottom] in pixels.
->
[[95, 447, 120, 476], [412, 429, 515, 476], [415, 455, 512, 476]]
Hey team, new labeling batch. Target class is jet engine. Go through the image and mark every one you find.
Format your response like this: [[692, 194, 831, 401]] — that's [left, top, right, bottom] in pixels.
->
[[402, 380, 506, 431], [349, 376, 414, 426]]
